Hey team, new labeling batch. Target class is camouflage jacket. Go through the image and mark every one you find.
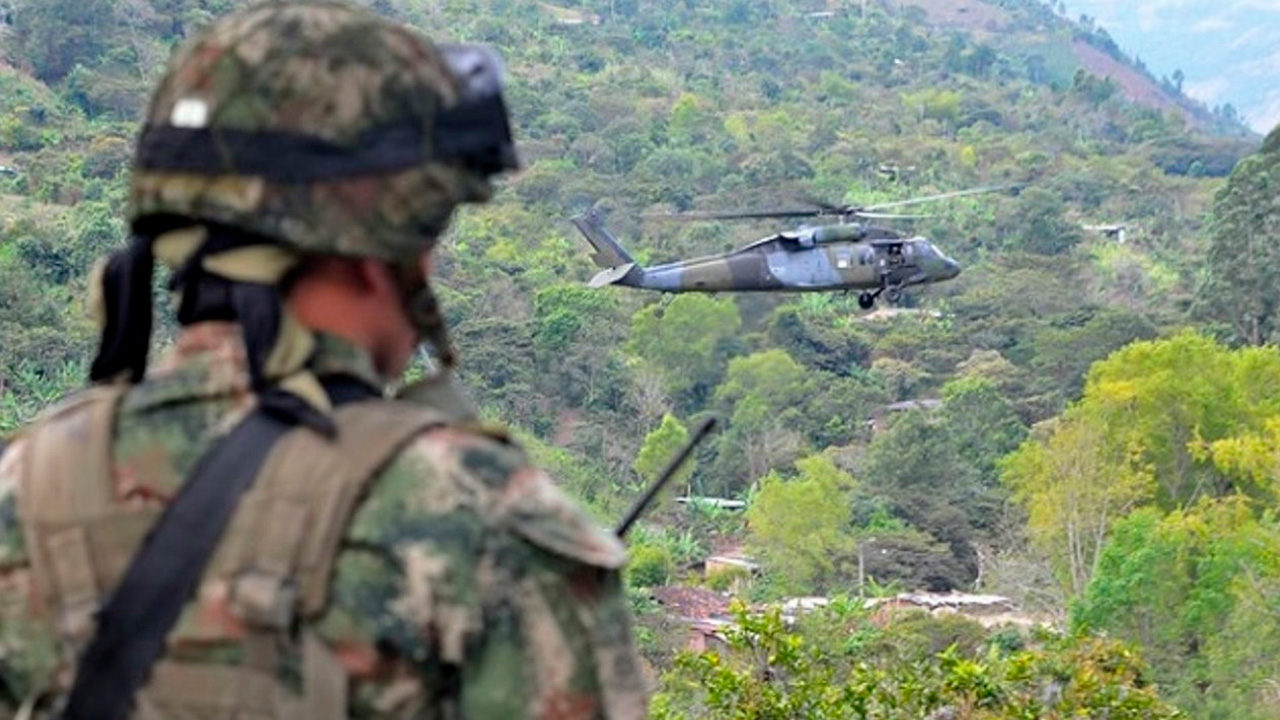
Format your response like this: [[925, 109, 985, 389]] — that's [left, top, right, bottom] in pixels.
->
[[0, 322, 648, 719]]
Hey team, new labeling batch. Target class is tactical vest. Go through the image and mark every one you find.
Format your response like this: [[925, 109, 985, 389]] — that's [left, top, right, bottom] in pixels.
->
[[15, 383, 451, 720]]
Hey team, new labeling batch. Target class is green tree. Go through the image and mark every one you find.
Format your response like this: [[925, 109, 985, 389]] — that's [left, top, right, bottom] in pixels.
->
[[714, 349, 810, 434], [711, 349, 812, 485], [1072, 496, 1280, 717], [626, 295, 742, 407], [1079, 331, 1280, 505], [633, 413, 695, 494], [1196, 124, 1280, 346], [744, 454, 855, 595], [859, 405, 1012, 589], [1001, 415, 1155, 597]]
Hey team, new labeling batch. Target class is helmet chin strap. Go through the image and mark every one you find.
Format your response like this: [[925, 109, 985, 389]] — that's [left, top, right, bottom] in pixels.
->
[[387, 257, 456, 370], [396, 317, 480, 421], [408, 282, 457, 370], [385, 262, 482, 419]]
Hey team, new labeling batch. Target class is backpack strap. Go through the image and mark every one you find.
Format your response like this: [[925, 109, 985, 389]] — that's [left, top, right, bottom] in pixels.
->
[[55, 397, 305, 720], [220, 398, 450, 619], [18, 376, 449, 720], [210, 399, 450, 720]]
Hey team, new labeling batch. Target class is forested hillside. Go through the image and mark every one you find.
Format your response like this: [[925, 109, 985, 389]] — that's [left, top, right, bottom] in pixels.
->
[[2, 0, 1277, 717]]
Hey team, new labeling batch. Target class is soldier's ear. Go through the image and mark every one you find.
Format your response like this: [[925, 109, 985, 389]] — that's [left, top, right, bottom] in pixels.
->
[[354, 258, 398, 298]]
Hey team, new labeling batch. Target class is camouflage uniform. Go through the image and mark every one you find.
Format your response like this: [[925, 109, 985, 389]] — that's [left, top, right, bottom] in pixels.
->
[[0, 2, 647, 718], [0, 327, 646, 719]]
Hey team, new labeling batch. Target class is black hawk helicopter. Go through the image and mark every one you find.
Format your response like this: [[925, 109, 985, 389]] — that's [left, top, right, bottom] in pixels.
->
[[571, 185, 1014, 309]]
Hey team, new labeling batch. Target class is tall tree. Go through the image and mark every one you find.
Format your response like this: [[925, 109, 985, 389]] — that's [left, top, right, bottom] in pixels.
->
[[626, 295, 742, 408], [711, 349, 811, 487], [1072, 496, 1280, 718], [1002, 416, 1155, 598], [1003, 331, 1280, 596], [1197, 125, 1280, 345], [633, 413, 695, 494], [745, 453, 856, 595], [9, 0, 115, 83]]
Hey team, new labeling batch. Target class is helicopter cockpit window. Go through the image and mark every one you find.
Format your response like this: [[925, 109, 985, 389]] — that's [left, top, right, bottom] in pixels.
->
[[859, 247, 874, 265], [887, 244, 904, 265]]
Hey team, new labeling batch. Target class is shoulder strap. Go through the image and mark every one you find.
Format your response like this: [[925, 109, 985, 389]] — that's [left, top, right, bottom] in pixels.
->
[[56, 406, 293, 720], [56, 378, 378, 720], [201, 399, 450, 720], [236, 398, 452, 617]]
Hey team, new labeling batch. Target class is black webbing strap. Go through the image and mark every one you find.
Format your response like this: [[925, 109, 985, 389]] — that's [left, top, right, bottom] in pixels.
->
[[134, 93, 517, 182], [57, 376, 378, 720]]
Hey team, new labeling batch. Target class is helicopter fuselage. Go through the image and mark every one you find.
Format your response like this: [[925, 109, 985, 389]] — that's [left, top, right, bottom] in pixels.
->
[[570, 209, 962, 307], [635, 229, 960, 293]]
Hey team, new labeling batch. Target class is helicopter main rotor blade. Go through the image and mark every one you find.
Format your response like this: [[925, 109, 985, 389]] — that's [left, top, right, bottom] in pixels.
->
[[860, 183, 1021, 211], [642, 183, 1021, 223], [643, 208, 827, 221], [645, 208, 934, 222], [856, 211, 933, 220]]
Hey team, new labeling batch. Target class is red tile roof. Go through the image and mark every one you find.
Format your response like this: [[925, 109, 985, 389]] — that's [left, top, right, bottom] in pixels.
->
[[650, 586, 732, 620]]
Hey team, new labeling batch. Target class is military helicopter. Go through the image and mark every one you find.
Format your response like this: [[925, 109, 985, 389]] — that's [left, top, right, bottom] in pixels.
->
[[571, 186, 1011, 309]]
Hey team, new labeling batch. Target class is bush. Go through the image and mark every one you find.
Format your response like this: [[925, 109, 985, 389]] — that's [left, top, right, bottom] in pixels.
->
[[627, 543, 674, 588], [651, 601, 1186, 720], [705, 565, 750, 593]]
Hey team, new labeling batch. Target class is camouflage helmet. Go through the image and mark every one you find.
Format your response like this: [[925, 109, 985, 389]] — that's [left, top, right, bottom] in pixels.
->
[[128, 0, 519, 264]]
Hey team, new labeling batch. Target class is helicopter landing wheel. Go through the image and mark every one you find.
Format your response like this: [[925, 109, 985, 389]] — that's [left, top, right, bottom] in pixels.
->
[[885, 286, 903, 304], [857, 292, 875, 310]]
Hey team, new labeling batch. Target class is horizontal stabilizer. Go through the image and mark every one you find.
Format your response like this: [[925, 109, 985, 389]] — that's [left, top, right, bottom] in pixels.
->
[[589, 263, 637, 288]]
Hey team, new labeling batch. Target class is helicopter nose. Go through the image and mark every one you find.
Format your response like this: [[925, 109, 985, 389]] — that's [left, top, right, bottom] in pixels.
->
[[940, 256, 961, 279]]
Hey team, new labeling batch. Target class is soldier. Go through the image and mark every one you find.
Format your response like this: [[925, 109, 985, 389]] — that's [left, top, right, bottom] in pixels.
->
[[0, 2, 647, 719]]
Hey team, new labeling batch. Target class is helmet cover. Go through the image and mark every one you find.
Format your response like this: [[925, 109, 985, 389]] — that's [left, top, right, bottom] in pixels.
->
[[129, 0, 518, 264]]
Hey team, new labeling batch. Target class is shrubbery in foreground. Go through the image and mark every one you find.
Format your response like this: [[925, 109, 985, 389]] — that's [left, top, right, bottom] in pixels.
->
[[650, 598, 1183, 720]]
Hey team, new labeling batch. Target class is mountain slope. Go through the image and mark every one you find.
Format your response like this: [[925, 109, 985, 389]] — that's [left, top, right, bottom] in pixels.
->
[[1061, 0, 1280, 134], [0, 0, 1260, 598], [892, 0, 1253, 137]]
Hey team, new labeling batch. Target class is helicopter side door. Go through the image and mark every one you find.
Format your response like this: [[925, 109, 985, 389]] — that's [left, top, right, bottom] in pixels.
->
[[830, 244, 869, 284], [834, 245, 853, 270], [765, 245, 826, 287]]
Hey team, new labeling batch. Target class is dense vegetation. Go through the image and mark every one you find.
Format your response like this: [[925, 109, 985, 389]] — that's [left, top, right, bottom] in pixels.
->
[[651, 598, 1185, 720], [1, 0, 1277, 716]]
